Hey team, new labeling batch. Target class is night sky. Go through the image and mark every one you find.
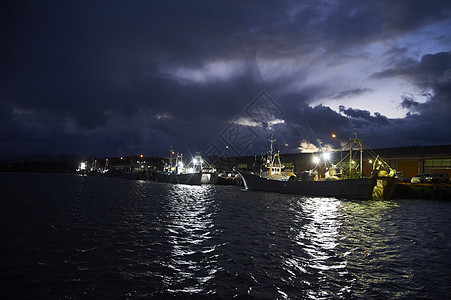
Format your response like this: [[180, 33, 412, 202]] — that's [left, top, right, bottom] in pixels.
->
[[1, 0, 451, 159]]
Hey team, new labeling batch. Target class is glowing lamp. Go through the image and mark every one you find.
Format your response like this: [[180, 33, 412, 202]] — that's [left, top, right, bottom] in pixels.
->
[[323, 152, 331, 160]]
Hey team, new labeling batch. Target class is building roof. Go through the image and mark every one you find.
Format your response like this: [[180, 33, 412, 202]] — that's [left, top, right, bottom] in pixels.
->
[[369, 144, 451, 158]]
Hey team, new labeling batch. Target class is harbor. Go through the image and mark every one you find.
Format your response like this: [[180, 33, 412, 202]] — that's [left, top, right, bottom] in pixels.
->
[[393, 182, 451, 200], [2, 136, 449, 200], [66, 134, 451, 200], [3, 1, 451, 298], [2, 171, 451, 299]]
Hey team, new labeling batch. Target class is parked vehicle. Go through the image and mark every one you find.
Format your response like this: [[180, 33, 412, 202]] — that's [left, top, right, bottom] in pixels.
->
[[411, 173, 430, 183], [425, 172, 449, 184]]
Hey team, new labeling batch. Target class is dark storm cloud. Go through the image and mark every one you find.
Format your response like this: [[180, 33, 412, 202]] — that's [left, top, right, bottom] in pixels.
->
[[368, 51, 451, 146], [1, 0, 451, 158], [371, 51, 451, 108], [272, 99, 395, 152], [339, 105, 390, 126], [372, 52, 451, 84], [376, 0, 451, 34], [400, 95, 421, 111]]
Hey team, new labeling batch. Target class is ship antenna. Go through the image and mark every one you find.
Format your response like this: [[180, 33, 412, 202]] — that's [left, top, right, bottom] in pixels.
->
[[269, 133, 276, 157]]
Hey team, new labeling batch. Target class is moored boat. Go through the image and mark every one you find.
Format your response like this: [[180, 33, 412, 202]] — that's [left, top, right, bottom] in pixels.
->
[[237, 133, 397, 200], [151, 148, 218, 185], [152, 170, 203, 185], [216, 171, 244, 186], [240, 173, 377, 199]]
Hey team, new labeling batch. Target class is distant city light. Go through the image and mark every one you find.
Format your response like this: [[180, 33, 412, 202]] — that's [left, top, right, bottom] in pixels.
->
[[331, 134, 336, 138]]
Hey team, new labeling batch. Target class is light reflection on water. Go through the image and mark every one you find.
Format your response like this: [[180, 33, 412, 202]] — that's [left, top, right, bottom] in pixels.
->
[[336, 200, 422, 299], [279, 198, 426, 299], [159, 184, 220, 295], [281, 197, 346, 299], [1, 173, 451, 299]]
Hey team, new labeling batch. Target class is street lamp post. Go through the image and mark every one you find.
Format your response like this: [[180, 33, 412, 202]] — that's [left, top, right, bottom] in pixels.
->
[[331, 133, 342, 161]]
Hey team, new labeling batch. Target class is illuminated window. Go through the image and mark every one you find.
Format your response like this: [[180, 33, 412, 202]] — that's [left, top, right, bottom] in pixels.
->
[[425, 159, 451, 167]]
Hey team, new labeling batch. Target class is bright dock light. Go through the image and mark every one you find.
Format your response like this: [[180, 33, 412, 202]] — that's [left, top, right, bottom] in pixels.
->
[[323, 152, 331, 160]]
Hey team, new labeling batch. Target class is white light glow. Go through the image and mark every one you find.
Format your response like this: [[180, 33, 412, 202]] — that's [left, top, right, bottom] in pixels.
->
[[162, 60, 245, 84], [323, 152, 331, 160]]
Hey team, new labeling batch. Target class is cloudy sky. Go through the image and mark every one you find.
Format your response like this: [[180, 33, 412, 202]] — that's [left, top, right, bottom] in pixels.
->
[[1, 0, 451, 159]]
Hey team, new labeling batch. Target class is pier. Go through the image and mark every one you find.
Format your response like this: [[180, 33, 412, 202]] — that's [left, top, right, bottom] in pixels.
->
[[393, 183, 451, 200]]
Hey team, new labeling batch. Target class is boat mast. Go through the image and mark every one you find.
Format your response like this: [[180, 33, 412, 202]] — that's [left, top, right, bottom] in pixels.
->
[[269, 133, 275, 161], [169, 146, 175, 167], [266, 133, 276, 168], [176, 153, 184, 174], [265, 133, 285, 177], [349, 133, 363, 178]]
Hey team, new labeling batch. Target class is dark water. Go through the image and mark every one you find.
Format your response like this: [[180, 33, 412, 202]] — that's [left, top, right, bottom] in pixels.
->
[[1, 173, 451, 299]]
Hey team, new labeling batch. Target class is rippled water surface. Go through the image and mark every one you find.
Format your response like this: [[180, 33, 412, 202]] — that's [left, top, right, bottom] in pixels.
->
[[1, 173, 451, 299]]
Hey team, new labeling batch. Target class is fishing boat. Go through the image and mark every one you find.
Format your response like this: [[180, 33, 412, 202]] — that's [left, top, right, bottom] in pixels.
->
[[151, 148, 218, 185], [216, 171, 244, 186], [237, 133, 397, 200]]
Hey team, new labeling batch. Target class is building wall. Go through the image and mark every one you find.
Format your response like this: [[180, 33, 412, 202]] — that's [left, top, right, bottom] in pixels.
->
[[423, 158, 451, 176], [396, 160, 419, 178], [227, 145, 451, 180]]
